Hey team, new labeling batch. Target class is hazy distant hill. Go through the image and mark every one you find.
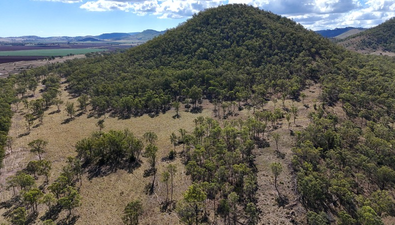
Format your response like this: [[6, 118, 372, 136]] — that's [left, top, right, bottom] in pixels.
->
[[337, 17, 395, 52], [333, 28, 365, 39], [315, 27, 366, 38], [95, 32, 131, 40], [0, 29, 166, 44]]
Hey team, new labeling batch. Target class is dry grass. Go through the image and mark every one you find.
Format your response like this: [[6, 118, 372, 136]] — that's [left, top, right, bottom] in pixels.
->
[[0, 84, 211, 224], [2, 81, 372, 225], [0, 55, 86, 78]]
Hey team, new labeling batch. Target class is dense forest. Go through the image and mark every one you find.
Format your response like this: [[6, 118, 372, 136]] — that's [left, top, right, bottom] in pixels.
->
[[337, 17, 395, 52], [3, 4, 395, 224], [0, 79, 15, 168]]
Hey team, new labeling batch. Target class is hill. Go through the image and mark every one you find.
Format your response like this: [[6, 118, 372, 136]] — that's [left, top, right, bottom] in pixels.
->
[[333, 28, 366, 39], [337, 17, 395, 52], [315, 27, 365, 38], [3, 4, 395, 225], [95, 32, 131, 40], [0, 30, 165, 44]]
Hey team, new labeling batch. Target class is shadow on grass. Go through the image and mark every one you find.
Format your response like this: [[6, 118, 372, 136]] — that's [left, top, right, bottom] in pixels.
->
[[75, 111, 84, 118], [61, 118, 75, 125], [58, 215, 80, 225], [40, 204, 62, 222], [18, 132, 30, 138], [86, 161, 141, 180], [48, 110, 61, 115]]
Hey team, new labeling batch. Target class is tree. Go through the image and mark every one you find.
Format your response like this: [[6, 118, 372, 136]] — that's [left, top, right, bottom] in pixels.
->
[[183, 184, 207, 225], [28, 139, 48, 160], [23, 188, 43, 212], [41, 193, 56, 210], [173, 101, 181, 118], [77, 94, 89, 112], [189, 85, 203, 109], [285, 113, 291, 128], [307, 211, 329, 225], [270, 162, 283, 198], [271, 132, 280, 151], [162, 171, 170, 203], [96, 119, 105, 132], [58, 186, 81, 217], [167, 164, 177, 202], [291, 105, 298, 125], [24, 113, 34, 132], [65, 102, 75, 119], [144, 144, 158, 169], [122, 200, 143, 225], [7, 207, 27, 225], [143, 131, 158, 145], [357, 206, 384, 225], [53, 98, 63, 112], [170, 132, 177, 153], [229, 192, 239, 225]]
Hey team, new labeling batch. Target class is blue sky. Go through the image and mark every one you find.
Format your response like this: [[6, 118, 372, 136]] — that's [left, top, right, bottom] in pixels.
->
[[1, 0, 395, 37]]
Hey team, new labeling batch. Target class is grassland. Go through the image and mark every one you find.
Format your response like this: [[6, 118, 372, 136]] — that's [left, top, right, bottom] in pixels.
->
[[0, 48, 106, 57], [0, 79, 322, 224]]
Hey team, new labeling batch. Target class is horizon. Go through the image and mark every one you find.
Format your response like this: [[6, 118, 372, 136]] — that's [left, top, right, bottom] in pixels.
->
[[1, 0, 394, 37]]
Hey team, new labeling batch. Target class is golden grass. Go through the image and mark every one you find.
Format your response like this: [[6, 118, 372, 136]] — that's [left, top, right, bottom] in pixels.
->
[[0, 84, 211, 224], [0, 81, 344, 225]]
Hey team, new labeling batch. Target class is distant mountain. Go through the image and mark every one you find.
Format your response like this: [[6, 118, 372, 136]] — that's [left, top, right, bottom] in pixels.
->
[[78, 37, 101, 42], [124, 29, 166, 42], [95, 33, 131, 40], [337, 18, 395, 52], [0, 30, 166, 44], [315, 27, 366, 38], [333, 29, 365, 39]]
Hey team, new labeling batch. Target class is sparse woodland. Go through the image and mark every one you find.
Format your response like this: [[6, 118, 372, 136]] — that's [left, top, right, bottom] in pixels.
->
[[3, 4, 395, 225]]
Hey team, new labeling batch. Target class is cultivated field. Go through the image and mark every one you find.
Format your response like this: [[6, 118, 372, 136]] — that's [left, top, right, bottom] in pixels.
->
[[0, 48, 106, 57], [0, 43, 132, 64]]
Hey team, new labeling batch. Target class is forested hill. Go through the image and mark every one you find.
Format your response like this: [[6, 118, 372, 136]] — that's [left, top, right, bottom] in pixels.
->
[[6, 4, 395, 224], [337, 17, 395, 52], [60, 4, 348, 116]]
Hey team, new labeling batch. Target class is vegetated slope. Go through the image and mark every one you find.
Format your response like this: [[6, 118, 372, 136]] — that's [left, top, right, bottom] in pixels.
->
[[0, 80, 15, 168], [315, 27, 365, 38], [334, 28, 366, 39], [57, 5, 395, 224], [61, 4, 345, 118], [4, 4, 395, 225], [337, 17, 395, 52]]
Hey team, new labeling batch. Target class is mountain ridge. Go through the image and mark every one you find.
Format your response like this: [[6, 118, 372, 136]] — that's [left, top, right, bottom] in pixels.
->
[[0, 29, 166, 43]]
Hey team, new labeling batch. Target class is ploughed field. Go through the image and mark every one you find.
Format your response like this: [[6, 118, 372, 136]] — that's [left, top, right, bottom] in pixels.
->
[[0, 43, 132, 63]]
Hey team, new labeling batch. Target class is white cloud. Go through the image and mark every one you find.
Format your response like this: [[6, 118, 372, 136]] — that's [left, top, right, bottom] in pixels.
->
[[81, 0, 134, 11], [36, 0, 82, 3], [46, 0, 395, 30]]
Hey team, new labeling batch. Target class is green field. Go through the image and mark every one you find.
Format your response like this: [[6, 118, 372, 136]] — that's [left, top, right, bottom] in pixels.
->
[[0, 48, 106, 56]]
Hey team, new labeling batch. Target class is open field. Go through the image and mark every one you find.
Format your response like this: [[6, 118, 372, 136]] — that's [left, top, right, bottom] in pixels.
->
[[0, 55, 86, 78], [0, 48, 107, 57], [0, 43, 133, 64]]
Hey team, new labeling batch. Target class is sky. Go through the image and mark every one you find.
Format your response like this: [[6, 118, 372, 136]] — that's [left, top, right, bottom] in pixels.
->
[[1, 0, 395, 37]]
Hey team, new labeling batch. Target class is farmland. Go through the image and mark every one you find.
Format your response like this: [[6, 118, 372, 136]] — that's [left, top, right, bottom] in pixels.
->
[[0, 43, 132, 64], [0, 48, 106, 57]]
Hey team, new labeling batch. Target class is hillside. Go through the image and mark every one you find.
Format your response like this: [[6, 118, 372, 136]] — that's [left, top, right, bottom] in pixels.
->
[[337, 17, 395, 52], [315, 27, 366, 38], [3, 4, 395, 225], [334, 28, 366, 39]]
